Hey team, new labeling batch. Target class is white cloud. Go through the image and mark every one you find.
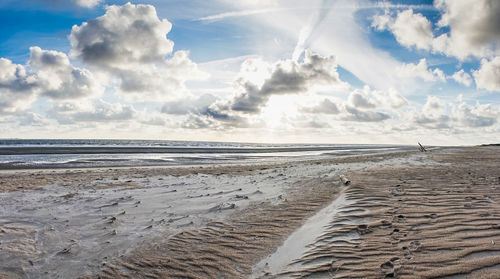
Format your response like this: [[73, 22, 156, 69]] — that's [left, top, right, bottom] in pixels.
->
[[413, 96, 498, 129], [69, 2, 206, 101], [371, 10, 391, 31], [0, 47, 102, 114], [0, 58, 38, 114], [433, 0, 500, 59], [49, 99, 136, 124], [300, 98, 340, 114], [375, 9, 433, 50], [198, 8, 281, 22], [231, 50, 343, 113], [423, 96, 447, 118], [19, 112, 50, 126], [375, 88, 408, 109], [38, 0, 103, 9], [29, 46, 103, 100], [348, 86, 408, 110], [373, 0, 500, 60], [348, 90, 376, 109], [451, 69, 473, 87], [342, 106, 391, 122], [218, 0, 279, 8], [473, 57, 500, 91], [69, 3, 173, 67], [75, 0, 102, 8], [299, 85, 405, 123], [161, 94, 218, 115], [397, 58, 446, 82], [412, 96, 451, 129], [452, 102, 497, 127]]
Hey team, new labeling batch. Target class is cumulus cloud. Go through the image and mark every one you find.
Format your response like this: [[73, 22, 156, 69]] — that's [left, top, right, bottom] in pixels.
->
[[185, 50, 344, 129], [348, 90, 376, 109], [161, 94, 218, 115], [473, 57, 500, 91], [452, 69, 473, 87], [423, 96, 447, 117], [19, 112, 50, 126], [69, 3, 173, 67], [453, 102, 497, 127], [349, 86, 408, 110], [342, 106, 391, 122], [29, 46, 102, 100], [433, 0, 500, 59], [373, 9, 433, 50], [49, 99, 135, 124], [410, 96, 500, 130], [300, 98, 340, 114], [300, 86, 403, 123], [373, 0, 500, 59], [231, 50, 341, 113], [0, 58, 38, 114], [69, 2, 206, 101], [378, 88, 408, 109], [0, 46, 102, 115], [397, 59, 446, 82], [412, 96, 450, 129], [181, 112, 250, 130]]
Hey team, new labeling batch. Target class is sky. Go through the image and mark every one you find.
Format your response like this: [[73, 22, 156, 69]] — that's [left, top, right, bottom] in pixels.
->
[[0, 0, 499, 145]]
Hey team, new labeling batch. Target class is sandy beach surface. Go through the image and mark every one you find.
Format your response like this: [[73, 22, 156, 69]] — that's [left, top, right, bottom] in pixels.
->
[[1, 146, 500, 278]]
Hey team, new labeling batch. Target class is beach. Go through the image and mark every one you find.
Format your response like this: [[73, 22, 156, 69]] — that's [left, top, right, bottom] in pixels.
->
[[1, 145, 499, 278]]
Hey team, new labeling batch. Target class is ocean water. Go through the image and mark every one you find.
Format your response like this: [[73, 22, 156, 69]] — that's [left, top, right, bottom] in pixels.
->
[[0, 139, 414, 169]]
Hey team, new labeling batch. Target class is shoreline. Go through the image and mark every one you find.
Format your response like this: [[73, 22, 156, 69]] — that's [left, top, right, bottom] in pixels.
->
[[0, 149, 424, 193], [0, 145, 409, 155], [0, 145, 416, 171]]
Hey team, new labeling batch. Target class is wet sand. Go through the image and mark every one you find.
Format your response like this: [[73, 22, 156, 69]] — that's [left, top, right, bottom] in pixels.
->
[[1, 146, 499, 278]]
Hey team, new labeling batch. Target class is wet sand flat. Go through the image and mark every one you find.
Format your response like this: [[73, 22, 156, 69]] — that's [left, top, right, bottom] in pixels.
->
[[1, 146, 499, 278]]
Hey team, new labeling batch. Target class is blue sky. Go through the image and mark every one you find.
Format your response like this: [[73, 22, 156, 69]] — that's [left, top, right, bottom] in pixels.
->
[[0, 0, 499, 144]]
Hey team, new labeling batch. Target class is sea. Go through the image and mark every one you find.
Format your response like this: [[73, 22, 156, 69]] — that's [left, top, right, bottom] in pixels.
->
[[0, 139, 416, 169]]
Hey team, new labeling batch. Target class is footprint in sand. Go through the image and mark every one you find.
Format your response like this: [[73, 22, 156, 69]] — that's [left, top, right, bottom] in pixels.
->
[[357, 224, 372, 235], [402, 246, 412, 259], [409, 240, 421, 251], [380, 257, 400, 278]]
